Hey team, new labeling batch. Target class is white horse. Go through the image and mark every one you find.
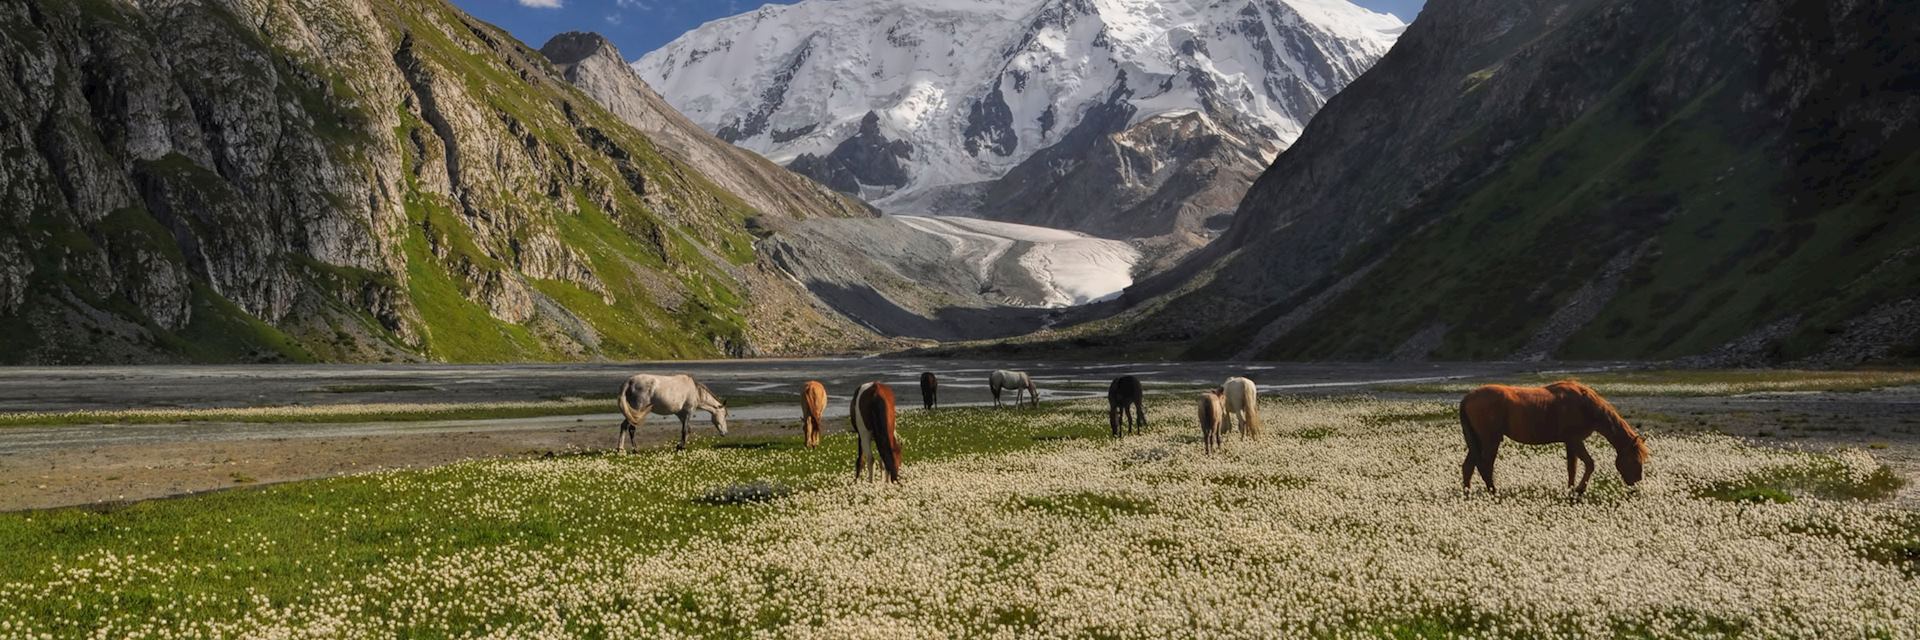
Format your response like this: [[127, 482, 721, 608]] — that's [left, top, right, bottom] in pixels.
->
[[990, 370, 1039, 409], [1222, 377, 1260, 439], [616, 374, 729, 452]]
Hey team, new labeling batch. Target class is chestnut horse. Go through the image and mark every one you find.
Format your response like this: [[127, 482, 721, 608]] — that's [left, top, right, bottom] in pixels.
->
[[851, 382, 903, 482], [1108, 375, 1145, 437], [920, 372, 938, 411], [1460, 381, 1649, 495], [800, 380, 828, 448], [1197, 389, 1227, 455]]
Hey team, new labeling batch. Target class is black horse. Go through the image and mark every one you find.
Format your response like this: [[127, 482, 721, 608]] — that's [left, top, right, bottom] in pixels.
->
[[1108, 376, 1146, 436], [919, 372, 938, 411]]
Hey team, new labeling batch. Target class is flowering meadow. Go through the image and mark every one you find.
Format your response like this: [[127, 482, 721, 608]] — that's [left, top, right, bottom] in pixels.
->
[[1, 397, 1916, 638]]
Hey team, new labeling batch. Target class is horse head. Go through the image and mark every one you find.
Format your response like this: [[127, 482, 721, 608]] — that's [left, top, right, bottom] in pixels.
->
[[1615, 429, 1649, 485], [697, 383, 729, 435]]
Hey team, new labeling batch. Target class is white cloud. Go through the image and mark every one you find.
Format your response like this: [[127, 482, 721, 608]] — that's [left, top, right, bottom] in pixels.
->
[[517, 0, 562, 8]]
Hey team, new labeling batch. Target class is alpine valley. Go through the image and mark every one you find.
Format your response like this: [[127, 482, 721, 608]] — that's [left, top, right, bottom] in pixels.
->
[[2, 0, 1915, 367]]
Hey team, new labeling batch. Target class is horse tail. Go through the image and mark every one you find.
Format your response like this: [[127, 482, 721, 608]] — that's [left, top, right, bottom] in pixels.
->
[[865, 383, 903, 482], [617, 378, 648, 428], [1459, 395, 1480, 460], [1242, 385, 1260, 435]]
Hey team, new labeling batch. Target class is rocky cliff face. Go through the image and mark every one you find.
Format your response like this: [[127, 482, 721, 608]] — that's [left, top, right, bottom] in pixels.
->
[[1120, 0, 1920, 364], [636, 0, 1401, 244], [0, 0, 876, 364], [538, 31, 872, 223]]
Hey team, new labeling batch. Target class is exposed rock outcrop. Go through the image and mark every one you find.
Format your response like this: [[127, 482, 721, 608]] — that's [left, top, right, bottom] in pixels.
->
[[0, 0, 878, 363]]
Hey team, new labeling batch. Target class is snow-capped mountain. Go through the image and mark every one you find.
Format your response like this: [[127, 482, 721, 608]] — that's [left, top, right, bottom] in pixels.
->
[[635, 0, 1402, 240]]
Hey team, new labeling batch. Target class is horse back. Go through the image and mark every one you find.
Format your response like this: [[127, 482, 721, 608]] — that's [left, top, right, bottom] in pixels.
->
[[1109, 376, 1141, 406], [1197, 392, 1223, 430], [1462, 384, 1576, 444], [801, 381, 827, 417]]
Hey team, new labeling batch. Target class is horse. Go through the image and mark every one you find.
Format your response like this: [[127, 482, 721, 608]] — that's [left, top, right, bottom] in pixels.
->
[[990, 370, 1039, 409], [1197, 389, 1227, 455], [1222, 377, 1260, 439], [920, 372, 939, 411], [617, 374, 729, 452], [800, 380, 828, 448], [850, 382, 903, 482], [1108, 375, 1146, 437], [1459, 381, 1650, 495]]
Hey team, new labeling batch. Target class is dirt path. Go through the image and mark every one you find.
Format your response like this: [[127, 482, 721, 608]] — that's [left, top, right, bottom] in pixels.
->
[[0, 419, 797, 512]]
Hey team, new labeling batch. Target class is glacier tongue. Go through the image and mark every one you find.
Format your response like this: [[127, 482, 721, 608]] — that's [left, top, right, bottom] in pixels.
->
[[895, 216, 1141, 307], [634, 0, 1403, 207]]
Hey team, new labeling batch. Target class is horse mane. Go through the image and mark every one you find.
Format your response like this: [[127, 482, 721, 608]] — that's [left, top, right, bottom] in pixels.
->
[[695, 382, 722, 407], [1551, 381, 1648, 462]]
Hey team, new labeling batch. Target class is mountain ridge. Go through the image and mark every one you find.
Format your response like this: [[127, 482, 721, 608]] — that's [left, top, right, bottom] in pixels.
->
[[1052, 0, 1920, 365], [635, 0, 1402, 243]]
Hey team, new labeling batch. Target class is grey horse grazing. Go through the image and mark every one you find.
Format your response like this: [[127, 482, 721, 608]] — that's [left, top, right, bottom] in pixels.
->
[[616, 374, 729, 452], [990, 370, 1039, 409]]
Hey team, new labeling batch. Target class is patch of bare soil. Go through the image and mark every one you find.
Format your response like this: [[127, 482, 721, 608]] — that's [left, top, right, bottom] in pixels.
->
[[0, 419, 800, 512]]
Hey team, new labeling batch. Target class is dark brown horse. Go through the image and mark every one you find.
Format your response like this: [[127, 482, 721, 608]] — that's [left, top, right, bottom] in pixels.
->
[[1108, 376, 1145, 437], [1460, 381, 1649, 495], [851, 382, 903, 482], [920, 372, 938, 411]]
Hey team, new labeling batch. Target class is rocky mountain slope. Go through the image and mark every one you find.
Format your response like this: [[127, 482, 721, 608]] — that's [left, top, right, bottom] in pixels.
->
[[1111, 0, 1920, 364], [635, 0, 1402, 243], [538, 31, 872, 223], [0, 0, 876, 364]]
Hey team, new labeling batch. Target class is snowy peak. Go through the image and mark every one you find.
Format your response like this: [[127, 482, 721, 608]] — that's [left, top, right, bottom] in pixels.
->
[[636, 0, 1401, 214]]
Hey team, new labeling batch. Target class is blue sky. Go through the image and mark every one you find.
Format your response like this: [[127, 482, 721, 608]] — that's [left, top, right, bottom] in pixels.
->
[[451, 0, 1426, 61]]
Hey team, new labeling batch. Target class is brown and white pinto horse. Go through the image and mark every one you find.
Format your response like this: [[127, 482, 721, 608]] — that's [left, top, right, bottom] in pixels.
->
[[1197, 389, 1227, 455], [1459, 381, 1650, 495], [850, 382, 903, 482], [800, 380, 828, 448]]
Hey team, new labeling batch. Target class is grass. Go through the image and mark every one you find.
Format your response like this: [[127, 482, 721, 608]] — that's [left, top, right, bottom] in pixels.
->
[[0, 397, 1913, 637], [0, 404, 1104, 637], [1696, 455, 1905, 503]]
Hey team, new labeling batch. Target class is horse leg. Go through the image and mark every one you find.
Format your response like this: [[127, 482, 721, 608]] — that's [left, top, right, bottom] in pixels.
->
[[1477, 437, 1502, 494], [1566, 445, 1577, 490], [1136, 401, 1147, 432], [676, 412, 691, 451], [1461, 451, 1476, 492], [854, 431, 866, 480], [1570, 440, 1595, 495]]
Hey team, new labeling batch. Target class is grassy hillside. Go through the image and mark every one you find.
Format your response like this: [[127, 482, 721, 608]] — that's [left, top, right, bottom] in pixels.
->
[[1151, 0, 1920, 365], [0, 0, 859, 364]]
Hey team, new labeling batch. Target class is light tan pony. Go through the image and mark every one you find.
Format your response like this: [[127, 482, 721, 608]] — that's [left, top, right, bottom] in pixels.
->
[[800, 380, 828, 448], [1197, 389, 1227, 455], [1222, 377, 1260, 438]]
